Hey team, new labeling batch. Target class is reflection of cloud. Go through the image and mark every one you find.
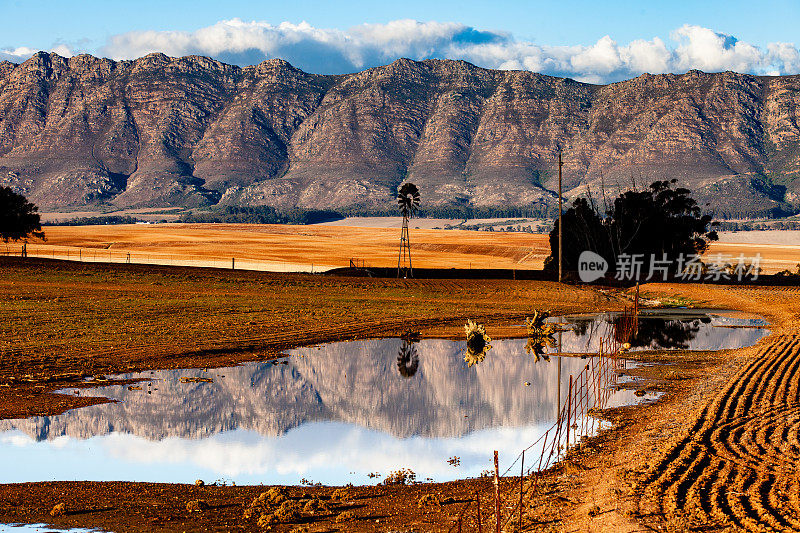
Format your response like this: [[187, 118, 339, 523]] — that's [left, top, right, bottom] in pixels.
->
[[0, 422, 553, 484], [0, 433, 33, 447]]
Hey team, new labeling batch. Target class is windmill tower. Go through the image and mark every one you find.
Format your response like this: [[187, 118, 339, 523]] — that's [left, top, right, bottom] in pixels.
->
[[396, 183, 420, 278]]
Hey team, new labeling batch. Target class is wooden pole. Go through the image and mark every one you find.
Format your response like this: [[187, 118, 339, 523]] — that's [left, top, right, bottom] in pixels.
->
[[494, 451, 501, 533], [566, 375, 573, 450], [558, 149, 563, 283], [557, 330, 562, 419]]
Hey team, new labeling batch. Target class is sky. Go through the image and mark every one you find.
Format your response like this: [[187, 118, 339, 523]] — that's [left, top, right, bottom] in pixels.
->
[[1, 0, 799, 83]]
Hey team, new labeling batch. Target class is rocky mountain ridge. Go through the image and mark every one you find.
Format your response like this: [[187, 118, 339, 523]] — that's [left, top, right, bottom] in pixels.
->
[[1, 52, 799, 217]]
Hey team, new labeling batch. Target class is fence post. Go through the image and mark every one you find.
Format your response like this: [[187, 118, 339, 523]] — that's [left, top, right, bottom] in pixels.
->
[[494, 450, 500, 533], [566, 375, 573, 450], [519, 450, 525, 532]]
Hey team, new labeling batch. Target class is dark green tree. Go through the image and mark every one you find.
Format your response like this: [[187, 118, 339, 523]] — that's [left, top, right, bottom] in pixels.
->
[[0, 187, 45, 243], [545, 180, 717, 275]]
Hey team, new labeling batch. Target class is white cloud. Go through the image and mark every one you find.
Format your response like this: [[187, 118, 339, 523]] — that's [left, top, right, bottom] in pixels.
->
[[2, 20, 799, 83], [767, 42, 800, 74], [671, 24, 764, 73], [0, 44, 74, 63]]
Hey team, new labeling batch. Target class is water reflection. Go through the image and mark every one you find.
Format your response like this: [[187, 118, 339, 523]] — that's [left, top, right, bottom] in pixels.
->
[[0, 338, 623, 485], [396, 339, 419, 378], [525, 337, 553, 361], [525, 310, 557, 362], [549, 310, 768, 354], [0, 311, 768, 486], [463, 320, 492, 367]]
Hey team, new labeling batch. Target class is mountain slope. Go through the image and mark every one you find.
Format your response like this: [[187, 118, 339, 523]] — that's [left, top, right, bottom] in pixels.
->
[[1, 52, 798, 217]]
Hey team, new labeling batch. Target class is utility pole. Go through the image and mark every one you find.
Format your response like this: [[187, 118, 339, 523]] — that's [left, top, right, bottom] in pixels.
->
[[558, 150, 564, 283]]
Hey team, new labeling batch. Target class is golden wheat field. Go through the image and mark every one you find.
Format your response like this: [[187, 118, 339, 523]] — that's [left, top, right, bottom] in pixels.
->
[[15, 223, 551, 271], [10, 223, 797, 274]]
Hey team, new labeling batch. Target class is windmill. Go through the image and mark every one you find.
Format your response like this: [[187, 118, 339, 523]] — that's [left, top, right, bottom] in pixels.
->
[[396, 182, 420, 278], [396, 339, 420, 378]]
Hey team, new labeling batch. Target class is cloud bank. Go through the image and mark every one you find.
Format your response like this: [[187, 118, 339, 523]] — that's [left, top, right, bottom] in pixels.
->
[[2, 19, 799, 83]]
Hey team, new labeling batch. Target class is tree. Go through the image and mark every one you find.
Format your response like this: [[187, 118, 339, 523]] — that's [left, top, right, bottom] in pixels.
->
[[545, 180, 717, 276], [0, 187, 45, 243]]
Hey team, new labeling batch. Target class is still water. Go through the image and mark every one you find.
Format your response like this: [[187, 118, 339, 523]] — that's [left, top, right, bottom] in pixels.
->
[[0, 311, 768, 486]]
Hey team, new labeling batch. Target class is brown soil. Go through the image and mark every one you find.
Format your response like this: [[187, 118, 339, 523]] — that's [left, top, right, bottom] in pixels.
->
[[1, 257, 799, 532]]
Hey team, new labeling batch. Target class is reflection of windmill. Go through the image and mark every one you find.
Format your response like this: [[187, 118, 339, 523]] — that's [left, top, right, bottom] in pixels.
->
[[397, 339, 419, 378], [396, 183, 420, 278]]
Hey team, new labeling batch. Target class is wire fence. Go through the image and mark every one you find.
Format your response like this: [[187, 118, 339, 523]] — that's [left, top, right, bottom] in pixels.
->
[[449, 294, 640, 532], [0, 243, 331, 274]]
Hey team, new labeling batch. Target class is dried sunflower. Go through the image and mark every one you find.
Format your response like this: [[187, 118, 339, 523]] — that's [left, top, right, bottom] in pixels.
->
[[464, 319, 492, 367]]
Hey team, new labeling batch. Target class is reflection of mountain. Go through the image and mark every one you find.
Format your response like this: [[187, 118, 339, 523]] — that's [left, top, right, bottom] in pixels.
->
[[0, 313, 767, 444], [0, 339, 587, 442]]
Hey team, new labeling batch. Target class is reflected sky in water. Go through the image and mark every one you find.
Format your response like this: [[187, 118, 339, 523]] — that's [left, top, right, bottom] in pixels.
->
[[0, 311, 767, 486], [0, 525, 104, 532]]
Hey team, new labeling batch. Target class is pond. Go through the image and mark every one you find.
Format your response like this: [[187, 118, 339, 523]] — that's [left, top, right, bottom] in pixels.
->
[[0, 310, 768, 487], [0, 525, 103, 532]]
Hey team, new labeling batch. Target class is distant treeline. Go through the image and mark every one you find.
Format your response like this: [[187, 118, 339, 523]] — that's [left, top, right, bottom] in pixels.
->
[[179, 204, 559, 223], [710, 206, 799, 220], [715, 220, 800, 231], [45, 215, 144, 226], [179, 206, 345, 225], [336, 204, 559, 219]]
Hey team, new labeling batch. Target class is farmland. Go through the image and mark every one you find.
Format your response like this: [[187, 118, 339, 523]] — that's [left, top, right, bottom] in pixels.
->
[[0, 224, 799, 532], [8, 223, 799, 274]]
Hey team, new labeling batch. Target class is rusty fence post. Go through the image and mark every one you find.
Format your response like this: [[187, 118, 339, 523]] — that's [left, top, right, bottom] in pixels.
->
[[566, 375, 573, 450]]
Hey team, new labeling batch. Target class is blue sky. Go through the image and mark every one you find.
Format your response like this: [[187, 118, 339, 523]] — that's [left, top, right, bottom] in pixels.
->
[[1, 0, 799, 83]]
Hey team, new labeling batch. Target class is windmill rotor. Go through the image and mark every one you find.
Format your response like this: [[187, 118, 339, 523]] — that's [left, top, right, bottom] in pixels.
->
[[397, 183, 420, 219]]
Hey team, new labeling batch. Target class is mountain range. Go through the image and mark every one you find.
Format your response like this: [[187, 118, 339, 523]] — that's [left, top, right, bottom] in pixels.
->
[[1, 52, 799, 217]]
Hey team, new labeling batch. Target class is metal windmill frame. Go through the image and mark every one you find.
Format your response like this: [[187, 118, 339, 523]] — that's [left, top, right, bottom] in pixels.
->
[[398, 213, 413, 277], [396, 183, 420, 278]]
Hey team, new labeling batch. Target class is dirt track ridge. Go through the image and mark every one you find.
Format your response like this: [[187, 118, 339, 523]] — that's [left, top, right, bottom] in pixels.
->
[[635, 288, 800, 531]]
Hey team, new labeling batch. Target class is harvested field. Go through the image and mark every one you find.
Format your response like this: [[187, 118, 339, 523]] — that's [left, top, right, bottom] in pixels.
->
[[12, 223, 551, 272], [706, 241, 800, 274], [7, 223, 797, 274]]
